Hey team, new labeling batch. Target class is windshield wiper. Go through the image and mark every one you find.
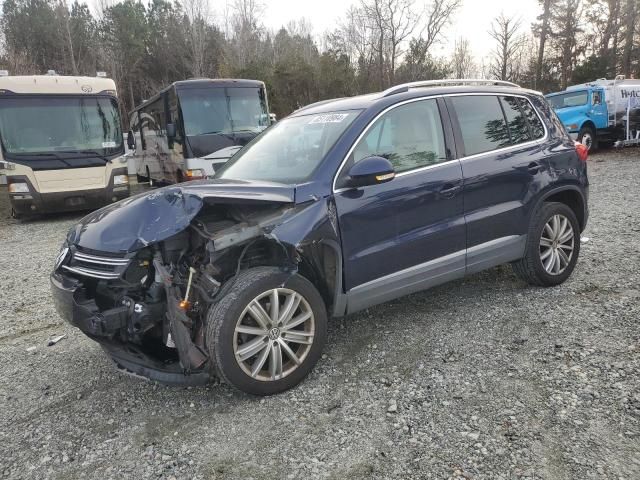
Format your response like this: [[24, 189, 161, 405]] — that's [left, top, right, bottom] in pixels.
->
[[63, 150, 111, 163], [13, 152, 75, 168], [198, 131, 238, 141]]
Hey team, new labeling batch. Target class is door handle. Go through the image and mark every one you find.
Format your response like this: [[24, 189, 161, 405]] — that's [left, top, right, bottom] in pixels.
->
[[439, 183, 461, 198], [527, 162, 542, 174]]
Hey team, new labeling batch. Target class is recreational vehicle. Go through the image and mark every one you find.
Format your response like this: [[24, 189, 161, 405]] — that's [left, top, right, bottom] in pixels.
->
[[0, 71, 129, 218], [128, 79, 271, 185]]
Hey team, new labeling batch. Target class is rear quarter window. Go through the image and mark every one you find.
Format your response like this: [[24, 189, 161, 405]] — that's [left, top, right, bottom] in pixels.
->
[[516, 97, 545, 139]]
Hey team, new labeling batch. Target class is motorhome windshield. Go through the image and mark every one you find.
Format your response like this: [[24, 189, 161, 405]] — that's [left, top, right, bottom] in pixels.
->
[[215, 110, 360, 184], [0, 96, 122, 156], [179, 87, 270, 136], [547, 91, 589, 109]]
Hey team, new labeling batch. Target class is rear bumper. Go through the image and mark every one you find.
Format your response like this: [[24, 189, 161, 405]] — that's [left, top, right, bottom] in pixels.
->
[[8, 170, 129, 215]]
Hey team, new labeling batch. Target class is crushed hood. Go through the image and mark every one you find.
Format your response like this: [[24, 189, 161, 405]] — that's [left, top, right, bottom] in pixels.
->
[[67, 179, 295, 254]]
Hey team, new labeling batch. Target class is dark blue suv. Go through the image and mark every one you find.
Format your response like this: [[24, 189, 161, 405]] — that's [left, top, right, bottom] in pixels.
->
[[51, 80, 589, 395]]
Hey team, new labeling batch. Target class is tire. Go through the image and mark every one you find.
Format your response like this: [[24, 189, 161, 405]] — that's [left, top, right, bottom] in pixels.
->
[[10, 208, 23, 220], [512, 202, 581, 287], [206, 267, 328, 395], [578, 125, 597, 151]]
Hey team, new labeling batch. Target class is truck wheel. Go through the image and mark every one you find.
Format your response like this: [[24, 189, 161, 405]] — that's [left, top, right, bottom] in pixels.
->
[[206, 267, 327, 395], [578, 125, 597, 151], [512, 202, 581, 287]]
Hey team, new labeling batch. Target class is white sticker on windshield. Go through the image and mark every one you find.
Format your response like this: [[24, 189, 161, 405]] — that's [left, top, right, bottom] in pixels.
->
[[102, 141, 117, 148], [308, 113, 349, 124]]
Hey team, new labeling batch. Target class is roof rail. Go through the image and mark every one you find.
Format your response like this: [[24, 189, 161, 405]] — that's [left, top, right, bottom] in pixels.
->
[[382, 79, 521, 97]]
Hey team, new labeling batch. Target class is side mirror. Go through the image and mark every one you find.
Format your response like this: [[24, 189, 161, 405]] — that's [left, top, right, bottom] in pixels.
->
[[166, 122, 177, 139], [346, 155, 395, 188], [126, 130, 135, 150]]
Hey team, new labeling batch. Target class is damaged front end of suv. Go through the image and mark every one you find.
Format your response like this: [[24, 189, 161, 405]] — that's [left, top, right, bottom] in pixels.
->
[[50, 179, 342, 392]]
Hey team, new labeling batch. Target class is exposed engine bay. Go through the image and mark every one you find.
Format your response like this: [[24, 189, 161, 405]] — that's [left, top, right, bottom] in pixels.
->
[[51, 182, 342, 385]]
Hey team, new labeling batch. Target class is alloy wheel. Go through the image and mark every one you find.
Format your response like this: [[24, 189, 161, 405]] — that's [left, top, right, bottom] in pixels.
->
[[539, 213, 575, 275], [233, 288, 315, 381]]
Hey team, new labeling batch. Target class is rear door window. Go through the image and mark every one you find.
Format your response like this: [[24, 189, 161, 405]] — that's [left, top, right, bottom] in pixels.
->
[[450, 96, 510, 155], [516, 98, 545, 139]]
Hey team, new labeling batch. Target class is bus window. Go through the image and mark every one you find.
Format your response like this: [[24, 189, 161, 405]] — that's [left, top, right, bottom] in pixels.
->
[[179, 87, 269, 136]]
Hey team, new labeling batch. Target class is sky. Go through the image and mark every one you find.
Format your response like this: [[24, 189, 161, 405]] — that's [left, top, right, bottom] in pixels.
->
[[258, 0, 541, 61]]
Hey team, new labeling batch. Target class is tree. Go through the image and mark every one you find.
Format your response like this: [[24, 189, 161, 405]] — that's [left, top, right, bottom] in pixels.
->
[[533, 0, 553, 88], [422, 0, 463, 53], [551, 0, 585, 89], [450, 37, 475, 78], [394, 38, 450, 82], [621, 0, 638, 76], [488, 13, 526, 81]]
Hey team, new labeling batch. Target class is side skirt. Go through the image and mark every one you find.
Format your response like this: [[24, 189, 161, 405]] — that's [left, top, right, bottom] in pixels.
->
[[344, 235, 526, 315]]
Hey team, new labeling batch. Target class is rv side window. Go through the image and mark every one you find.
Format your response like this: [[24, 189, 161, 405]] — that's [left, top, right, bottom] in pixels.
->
[[167, 89, 182, 144], [148, 97, 166, 137], [132, 110, 146, 150], [140, 107, 152, 150]]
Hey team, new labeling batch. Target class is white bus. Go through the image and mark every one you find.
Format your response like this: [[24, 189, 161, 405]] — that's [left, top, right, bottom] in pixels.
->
[[127, 79, 272, 185], [0, 71, 129, 218]]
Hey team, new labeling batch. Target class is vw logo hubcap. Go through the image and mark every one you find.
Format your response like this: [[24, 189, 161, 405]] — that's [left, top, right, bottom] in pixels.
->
[[268, 327, 280, 341]]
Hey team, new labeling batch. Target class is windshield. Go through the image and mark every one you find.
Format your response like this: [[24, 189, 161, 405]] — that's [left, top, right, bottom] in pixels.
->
[[547, 91, 588, 109], [179, 87, 270, 136], [215, 110, 361, 184], [0, 96, 122, 156]]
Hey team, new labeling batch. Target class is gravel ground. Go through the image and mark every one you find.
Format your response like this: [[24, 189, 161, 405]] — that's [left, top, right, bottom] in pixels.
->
[[0, 150, 638, 480]]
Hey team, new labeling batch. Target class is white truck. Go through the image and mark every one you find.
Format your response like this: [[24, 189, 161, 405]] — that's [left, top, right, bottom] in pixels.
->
[[546, 75, 640, 150]]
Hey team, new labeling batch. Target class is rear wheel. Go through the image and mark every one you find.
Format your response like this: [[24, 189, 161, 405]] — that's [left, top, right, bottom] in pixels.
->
[[512, 202, 581, 287], [578, 125, 597, 151], [206, 267, 327, 395]]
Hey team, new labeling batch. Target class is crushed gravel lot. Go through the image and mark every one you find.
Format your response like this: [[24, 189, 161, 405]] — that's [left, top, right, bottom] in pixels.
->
[[0, 150, 639, 479]]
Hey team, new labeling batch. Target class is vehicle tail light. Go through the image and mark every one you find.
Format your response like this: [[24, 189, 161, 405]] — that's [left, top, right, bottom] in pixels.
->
[[574, 141, 588, 162]]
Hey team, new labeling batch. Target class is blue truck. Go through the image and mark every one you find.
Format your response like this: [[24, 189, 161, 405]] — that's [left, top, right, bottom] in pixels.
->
[[546, 75, 640, 150]]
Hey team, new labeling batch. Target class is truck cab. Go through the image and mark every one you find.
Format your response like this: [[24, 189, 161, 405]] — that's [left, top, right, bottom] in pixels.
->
[[546, 87, 607, 150], [546, 76, 640, 150]]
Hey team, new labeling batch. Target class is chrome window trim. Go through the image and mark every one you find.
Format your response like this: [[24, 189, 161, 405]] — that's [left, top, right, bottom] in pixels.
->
[[445, 92, 548, 162], [332, 92, 548, 193], [332, 95, 443, 193]]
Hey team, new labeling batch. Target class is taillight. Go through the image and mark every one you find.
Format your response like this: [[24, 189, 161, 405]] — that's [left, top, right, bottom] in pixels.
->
[[575, 141, 588, 162]]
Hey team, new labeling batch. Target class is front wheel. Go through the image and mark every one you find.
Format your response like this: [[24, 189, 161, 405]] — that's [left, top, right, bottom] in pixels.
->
[[512, 202, 581, 287], [206, 267, 327, 395], [578, 125, 597, 151]]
